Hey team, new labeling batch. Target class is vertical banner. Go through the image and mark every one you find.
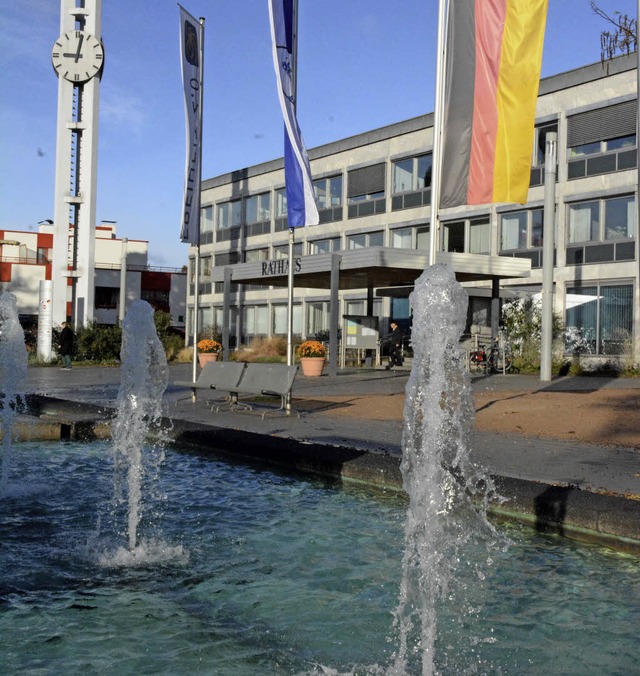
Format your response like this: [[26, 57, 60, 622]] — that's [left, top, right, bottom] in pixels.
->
[[440, 0, 548, 208], [179, 5, 203, 244], [268, 0, 319, 227]]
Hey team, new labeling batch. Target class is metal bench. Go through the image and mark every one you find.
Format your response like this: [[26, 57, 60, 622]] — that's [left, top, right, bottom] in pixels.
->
[[174, 361, 246, 406], [211, 363, 300, 418]]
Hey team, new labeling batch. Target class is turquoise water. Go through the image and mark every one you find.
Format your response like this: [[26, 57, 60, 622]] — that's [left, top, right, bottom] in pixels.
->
[[1, 441, 638, 674]]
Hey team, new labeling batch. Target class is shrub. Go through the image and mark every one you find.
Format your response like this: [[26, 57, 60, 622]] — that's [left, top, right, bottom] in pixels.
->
[[233, 336, 288, 362], [75, 323, 122, 362]]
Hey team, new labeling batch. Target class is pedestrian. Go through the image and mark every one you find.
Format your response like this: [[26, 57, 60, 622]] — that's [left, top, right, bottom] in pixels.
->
[[58, 322, 74, 370], [385, 320, 404, 368]]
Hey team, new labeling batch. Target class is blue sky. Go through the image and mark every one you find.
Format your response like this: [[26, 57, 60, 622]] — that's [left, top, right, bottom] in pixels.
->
[[0, 0, 636, 268]]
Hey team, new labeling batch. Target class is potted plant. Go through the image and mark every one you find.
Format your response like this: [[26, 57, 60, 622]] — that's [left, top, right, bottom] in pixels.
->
[[296, 340, 326, 377], [197, 339, 222, 367]]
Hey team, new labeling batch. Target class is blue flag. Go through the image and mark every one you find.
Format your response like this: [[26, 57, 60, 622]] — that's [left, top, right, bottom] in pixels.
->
[[268, 0, 319, 227]]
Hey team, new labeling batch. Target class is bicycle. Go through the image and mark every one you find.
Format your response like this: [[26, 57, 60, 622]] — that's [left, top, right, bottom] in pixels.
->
[[469, 337, 512, 374]]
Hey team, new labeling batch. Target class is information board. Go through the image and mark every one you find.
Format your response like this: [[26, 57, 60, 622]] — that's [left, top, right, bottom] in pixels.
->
[[342, 315, 379, 349]]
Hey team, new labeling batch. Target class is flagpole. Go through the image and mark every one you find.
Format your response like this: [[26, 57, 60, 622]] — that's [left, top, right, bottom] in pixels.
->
[[285, 0, 299, 413], [429, 0, 448, 267], [191, 15, 205, 388]]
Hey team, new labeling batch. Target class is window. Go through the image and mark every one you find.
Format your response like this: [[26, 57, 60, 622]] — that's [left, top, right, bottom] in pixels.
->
[[443, 221, 465, 253], [469, 219, 491, 254], [307, 301, 329, 336], [245, 193, 271, 224], [568, 196, 635, 244], [570, 135, 636, 158], [347, 231, 384, 249], [416, 226, 430, 251], [501, 209, 544, 250], [534, 121, 558, 166], [273, 243, 303, 259], [392, 154, 432, 193], [245, 248, 269, 263], [310, 238, 340, 255], [347, 163, 386, 218], [391, 228, 412, 249], [217, 200, 242, 229], [201, 206, 213, 232], [443, 217, 491, 255], [243, 305, 269, 336], [314, 175, 342, 209], [275, 189, 287, 217], [565, 283, 633, 355], [273, 304, 302, 334], [200, 256, 212, 278], [567, 100, 637, 179], [95, 286, 118, 309]]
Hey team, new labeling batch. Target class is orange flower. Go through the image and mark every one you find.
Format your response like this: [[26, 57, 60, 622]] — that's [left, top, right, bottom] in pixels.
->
[[197, 339, 222, 354], [296, 340, 326, 358]]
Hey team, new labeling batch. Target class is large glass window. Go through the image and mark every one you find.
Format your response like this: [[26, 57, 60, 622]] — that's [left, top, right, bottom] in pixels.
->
[[570, 135, 636, 157], [568, 202, 599, 243], [347, 231, 384, 249], [307, 301, 329, 336], [443, 221, 465, 253], [243, 305, 269, 336], [565, 283, 633, 355], [313, 175, 342, 209], [391, 228, 412, 249], [500, 209, 544, 250], [245, 193, 271, 223], [469, 218, 491, 254], [201, 206, 214, 233], [501, 212, 528, 250], [217, 200, 242, 229], [273, 304, 302, 334], [568, 196, 635, 244], [392, 154, 432, 193], [604, 196, 635, 240]]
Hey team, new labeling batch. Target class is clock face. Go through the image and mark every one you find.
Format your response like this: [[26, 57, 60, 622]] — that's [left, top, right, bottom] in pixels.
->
[[52, 31, 104, 83]]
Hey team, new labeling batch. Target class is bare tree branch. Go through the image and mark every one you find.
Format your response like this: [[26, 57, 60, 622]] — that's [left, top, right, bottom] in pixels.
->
[[590, 1, 637, 61]]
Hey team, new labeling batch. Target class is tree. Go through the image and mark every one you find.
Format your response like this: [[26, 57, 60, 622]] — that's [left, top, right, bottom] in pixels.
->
[[591, 2, 637, 61]]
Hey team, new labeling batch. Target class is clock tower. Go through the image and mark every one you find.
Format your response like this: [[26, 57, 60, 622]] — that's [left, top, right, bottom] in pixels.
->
[[50, 0, 103, 328]]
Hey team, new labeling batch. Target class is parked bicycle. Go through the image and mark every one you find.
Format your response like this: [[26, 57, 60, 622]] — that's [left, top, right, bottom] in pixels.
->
[[469, 337, 512, 374]]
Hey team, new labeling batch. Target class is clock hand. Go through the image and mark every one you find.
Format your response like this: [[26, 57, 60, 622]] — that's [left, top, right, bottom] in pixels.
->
[[74, 34, 84, 63]]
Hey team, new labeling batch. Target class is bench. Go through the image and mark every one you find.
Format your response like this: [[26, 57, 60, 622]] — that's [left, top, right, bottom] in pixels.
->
[[174, 361, 246, 406], [211, 363, 300, 419]]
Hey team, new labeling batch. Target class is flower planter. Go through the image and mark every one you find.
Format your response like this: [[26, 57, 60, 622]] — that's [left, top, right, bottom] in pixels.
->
[[300, 357, 325, 377], [198, 352, 219, 368]]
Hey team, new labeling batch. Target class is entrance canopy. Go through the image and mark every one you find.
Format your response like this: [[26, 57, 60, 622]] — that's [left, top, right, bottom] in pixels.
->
[[211, 247, 531, 290]]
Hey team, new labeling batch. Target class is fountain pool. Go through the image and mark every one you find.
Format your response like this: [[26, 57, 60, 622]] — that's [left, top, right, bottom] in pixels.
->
[[1, 440, 638, 674]]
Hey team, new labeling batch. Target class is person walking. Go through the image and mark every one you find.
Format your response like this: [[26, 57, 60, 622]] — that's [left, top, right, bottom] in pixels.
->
[[58, 322, 74, 370], [385, 320, 404, 368]]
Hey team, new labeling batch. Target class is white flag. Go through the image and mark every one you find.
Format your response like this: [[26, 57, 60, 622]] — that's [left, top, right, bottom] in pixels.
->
[[179, 6, 203, 244]]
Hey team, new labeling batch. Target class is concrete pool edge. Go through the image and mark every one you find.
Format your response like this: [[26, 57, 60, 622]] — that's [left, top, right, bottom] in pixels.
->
[[12, 394, 640, 554]]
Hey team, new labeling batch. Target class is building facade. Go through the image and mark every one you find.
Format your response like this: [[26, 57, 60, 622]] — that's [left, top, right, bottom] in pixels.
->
[[0, 222, 186, 334], [189, 55, 638, 362]]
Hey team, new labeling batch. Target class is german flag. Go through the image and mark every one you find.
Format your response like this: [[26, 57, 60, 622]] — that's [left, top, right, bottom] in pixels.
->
[[440, 0, 548, 208]]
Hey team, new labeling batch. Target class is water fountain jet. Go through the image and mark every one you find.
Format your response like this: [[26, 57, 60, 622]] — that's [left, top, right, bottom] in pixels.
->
[[0, 292, 28, 495], [392, 263, 497, 674], [111, 300, 169, 551]]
